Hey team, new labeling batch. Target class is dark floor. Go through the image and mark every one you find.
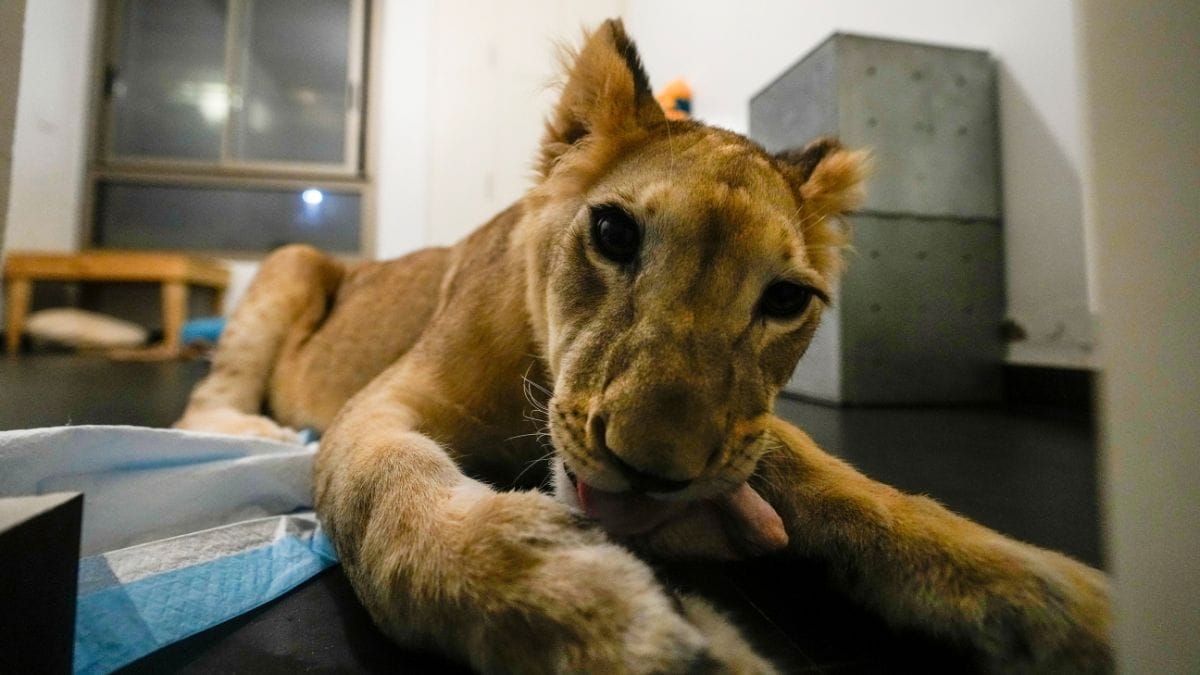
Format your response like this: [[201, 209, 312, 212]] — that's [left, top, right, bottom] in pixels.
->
[[0, 355, 1101, 673]]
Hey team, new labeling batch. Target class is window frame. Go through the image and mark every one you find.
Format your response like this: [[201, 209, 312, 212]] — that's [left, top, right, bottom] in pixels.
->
[[97, 0, 367, 177], [83, 0, 377, 259]]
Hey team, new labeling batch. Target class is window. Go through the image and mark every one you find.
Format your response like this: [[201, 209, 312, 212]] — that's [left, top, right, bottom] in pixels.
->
[[89, 0, 370, 255]]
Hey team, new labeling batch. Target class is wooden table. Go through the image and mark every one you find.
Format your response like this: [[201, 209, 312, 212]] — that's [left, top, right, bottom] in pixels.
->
[[3, 251, 230, 354]]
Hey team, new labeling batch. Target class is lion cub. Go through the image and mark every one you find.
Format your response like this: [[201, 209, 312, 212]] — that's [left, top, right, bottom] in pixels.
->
[[177, 19, 1110, 673]]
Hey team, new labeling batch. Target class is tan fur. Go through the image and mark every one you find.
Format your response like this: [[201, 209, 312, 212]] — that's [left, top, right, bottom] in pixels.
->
[[176, 20, 1110, 673]]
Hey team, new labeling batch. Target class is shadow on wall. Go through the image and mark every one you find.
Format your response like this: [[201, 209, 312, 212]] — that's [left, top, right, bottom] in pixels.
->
[[996, 64, 1094, 367]]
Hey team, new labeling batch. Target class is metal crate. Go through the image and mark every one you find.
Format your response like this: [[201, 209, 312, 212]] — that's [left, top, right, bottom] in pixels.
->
[[751, 33, 1000, 219], [752, 34, 1005, 404]]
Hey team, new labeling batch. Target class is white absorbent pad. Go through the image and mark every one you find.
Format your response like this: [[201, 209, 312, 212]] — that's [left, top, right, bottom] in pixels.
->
[[0, 425, 340, 674]]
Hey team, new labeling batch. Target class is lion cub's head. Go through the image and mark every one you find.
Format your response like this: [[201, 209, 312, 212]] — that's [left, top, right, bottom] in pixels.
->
[[519, 20, 865, 546]]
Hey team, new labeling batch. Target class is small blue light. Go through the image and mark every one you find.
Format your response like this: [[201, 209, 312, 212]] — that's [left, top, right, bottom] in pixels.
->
[[301, 188, 324, 206]]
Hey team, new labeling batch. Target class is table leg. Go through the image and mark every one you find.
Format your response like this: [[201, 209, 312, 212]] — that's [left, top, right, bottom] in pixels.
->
[[211, 286, 227, 315], [161, 281, 188, 349], [4, 278, 32, 356]]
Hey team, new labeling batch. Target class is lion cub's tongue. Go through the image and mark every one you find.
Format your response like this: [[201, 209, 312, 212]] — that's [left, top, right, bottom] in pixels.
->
[[576, 480, 787, 550], [575, 481, 688, 536]]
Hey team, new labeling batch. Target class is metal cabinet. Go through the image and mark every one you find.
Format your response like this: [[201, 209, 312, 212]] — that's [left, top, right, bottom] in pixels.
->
[[751, 34, 1004, 403]]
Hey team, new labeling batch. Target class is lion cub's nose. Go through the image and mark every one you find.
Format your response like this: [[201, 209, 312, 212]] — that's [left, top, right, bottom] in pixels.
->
[[588, 397, 718, 493]]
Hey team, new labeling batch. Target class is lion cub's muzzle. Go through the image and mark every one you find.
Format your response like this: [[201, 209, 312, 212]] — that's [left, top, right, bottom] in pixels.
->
[[552, 380, 788, 555]]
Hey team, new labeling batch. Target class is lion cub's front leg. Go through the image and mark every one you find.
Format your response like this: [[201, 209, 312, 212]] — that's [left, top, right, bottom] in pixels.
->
[[314, 380, 773, 674], [758, 417, 1111, 673]]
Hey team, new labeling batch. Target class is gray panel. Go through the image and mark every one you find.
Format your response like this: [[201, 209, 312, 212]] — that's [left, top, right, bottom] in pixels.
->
[[750, 37, 838, 155], [0, 0, 22, 158], [95, 182, 361, 253], [838, 215, 1005, 403], [786, 302, 842, 402], [835, 35, 999, 219]]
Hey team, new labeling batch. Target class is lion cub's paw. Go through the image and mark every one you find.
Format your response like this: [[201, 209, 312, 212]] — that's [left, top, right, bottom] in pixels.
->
[[174, 407, 302, 443], [456, 491, 774, 673], [680, 596, 780, 674], [974, 542, 1112, 673], [571, 589, 776, 674]]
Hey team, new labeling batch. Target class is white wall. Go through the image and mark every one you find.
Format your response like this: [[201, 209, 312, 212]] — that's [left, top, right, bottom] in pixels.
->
[[4, 0, 96, 254], [371, 0, 432, 260], [417, 0, 624, 248], [1079, 1, 1200, 671], [624, 0, 1094, 368]]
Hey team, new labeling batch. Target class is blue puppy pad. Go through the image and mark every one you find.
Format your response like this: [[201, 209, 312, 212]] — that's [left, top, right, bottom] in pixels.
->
[[74, 514, 338, 675]]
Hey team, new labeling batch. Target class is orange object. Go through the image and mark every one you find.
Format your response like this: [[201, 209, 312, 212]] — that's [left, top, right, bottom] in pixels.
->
[[656, 78, 692, 120]]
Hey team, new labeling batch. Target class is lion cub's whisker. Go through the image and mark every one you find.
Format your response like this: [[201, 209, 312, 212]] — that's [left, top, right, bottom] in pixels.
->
[[512, 448, 559, 487]]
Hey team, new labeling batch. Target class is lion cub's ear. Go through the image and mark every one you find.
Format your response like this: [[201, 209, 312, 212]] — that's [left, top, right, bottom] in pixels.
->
[[776, 138, 869, 276], [775, 137, 868, 219], [539, 19, 667, 176]]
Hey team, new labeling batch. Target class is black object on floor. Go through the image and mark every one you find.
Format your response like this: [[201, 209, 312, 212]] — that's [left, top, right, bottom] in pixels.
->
[[0, 492, 84, 675], [0, 356, 1101, 672], [1003, 364, 1096, 421]]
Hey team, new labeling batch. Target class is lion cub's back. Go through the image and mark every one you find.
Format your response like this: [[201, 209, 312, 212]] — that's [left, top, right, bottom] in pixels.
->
[[270, 246, 452, 430]]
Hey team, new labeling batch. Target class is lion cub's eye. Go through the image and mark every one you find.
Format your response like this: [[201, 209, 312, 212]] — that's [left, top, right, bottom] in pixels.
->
[[590, 206, 641, 265], [759, 281, 814, 319]]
